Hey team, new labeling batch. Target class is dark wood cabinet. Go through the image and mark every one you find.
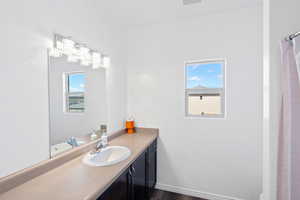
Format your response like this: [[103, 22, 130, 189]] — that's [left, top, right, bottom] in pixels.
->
[[131, 151, 147, 200], [98, 169, 129, 200], [98, 139, 157, 200], [146, 140, 157, 198]]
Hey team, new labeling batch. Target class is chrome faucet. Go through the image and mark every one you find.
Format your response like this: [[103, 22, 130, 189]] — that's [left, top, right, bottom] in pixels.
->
[[91, 125, 108, 154], [96, 141, 104, 151], [90, 140, 105, 155]]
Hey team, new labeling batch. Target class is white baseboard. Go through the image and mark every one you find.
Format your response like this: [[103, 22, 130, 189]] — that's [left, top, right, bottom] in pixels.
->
[[155, 183, 246, 200]]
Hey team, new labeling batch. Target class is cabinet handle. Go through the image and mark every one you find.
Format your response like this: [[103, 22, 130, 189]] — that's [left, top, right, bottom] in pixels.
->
[[129, 168, 132, 176], [132, 166, 136, 173]]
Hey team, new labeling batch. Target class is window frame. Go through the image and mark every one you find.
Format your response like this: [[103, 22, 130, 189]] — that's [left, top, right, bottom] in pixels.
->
[[64, 72, 85, 113], [184, 59, 226, 118]]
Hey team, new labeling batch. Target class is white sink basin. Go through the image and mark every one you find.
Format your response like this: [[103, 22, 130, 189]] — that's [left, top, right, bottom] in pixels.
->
[[82, 146, 131, 167]]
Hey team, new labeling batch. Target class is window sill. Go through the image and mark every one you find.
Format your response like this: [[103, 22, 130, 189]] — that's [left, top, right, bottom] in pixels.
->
[[184, 114, 226, 119]]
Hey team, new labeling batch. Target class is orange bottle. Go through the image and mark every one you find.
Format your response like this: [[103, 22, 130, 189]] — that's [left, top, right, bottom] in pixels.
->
[[126, 117, 135, 134]]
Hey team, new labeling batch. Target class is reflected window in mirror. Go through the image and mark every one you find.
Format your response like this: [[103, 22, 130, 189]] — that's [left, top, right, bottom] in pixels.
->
[[65, 73, 85, 113]]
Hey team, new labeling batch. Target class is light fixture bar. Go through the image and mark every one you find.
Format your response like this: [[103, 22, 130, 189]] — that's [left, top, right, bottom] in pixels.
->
[[49, 34, 110, 69]]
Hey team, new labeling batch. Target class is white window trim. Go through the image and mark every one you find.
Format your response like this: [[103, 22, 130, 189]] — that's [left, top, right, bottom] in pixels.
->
[[184, 59, 226, 118], [63, 72, 85, 113]]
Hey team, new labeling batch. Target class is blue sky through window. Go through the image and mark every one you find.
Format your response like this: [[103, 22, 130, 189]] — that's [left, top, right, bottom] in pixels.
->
[[186, 62, 223, 89], [69, 73, 85, 93]]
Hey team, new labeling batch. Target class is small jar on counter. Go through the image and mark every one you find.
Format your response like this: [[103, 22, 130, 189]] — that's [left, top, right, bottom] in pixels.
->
[[126, 117, 135, 134]]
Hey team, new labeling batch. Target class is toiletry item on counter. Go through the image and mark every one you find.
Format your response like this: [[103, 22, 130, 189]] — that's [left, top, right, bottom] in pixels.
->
[[90, 129, 98, 140], [100, 124, 108, 147], [126, 116, 135, 134]]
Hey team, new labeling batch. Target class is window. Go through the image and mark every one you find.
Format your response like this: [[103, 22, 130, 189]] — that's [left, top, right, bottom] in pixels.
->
[[65, 73, 85, 113], [185, 60, 225, 118]]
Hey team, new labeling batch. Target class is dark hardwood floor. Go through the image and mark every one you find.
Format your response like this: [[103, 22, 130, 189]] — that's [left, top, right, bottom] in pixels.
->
[[150, 189, 207, 200]]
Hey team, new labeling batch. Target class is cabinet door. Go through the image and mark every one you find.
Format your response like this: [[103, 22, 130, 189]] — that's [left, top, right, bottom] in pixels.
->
[[97, 169, 129, 200], [131, 151, 147, 200], [146, 140, 157, 197], [98, 140, 157, 200]]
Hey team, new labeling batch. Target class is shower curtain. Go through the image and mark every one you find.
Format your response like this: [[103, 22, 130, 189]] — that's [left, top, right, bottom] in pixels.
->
[[278, 38, 300, 200]]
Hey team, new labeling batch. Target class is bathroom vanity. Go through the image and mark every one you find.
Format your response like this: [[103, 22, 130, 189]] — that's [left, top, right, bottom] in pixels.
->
[[98, 139, 157, 200], [0, 128, 158, 200]]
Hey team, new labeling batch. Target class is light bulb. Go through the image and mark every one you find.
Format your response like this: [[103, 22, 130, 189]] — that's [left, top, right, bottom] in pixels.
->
[[92, 52, 102, 69], [103, 56, 111, 68], [80, 46, 90, 56], [62, 38, 75, 55], [73, 47, 80, 57], [79, 47, 91, 66], [80, 47, 91, 58], [92, 52, 101, 63], [56, 40, 64, 51]]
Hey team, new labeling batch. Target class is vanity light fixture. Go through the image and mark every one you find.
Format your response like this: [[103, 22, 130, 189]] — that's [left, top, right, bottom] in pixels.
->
[[49, 34, 110, 69]]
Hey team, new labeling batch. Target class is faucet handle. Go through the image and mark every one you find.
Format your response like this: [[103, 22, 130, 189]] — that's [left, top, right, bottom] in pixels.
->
[[90, 140, 104, 155], [96, 140, 104, 149], [66, 137, 78, 147], [66, 138, 72, 146]]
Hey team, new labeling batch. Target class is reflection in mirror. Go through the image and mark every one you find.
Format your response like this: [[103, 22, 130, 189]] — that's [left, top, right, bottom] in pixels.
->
[[48, 55, 107, 157], [66, 73, 85, 112]]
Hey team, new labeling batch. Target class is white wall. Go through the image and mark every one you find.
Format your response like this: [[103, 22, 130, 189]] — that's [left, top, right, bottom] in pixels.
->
[[49, 56, 107, 145], [264, 0, 300, 199], [0, 1, 127, 178], [126, 5, 263, 200]]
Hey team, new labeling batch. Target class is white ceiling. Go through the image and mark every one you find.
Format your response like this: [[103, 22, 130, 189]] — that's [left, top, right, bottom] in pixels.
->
[[96, 0, 262, 26]]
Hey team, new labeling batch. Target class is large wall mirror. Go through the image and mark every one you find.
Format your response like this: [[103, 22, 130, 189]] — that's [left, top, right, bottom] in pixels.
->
[[48, 55, 108, 157]]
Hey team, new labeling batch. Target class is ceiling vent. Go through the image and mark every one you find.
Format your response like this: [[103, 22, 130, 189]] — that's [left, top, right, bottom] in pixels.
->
[[183, 0, 202, 5]]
